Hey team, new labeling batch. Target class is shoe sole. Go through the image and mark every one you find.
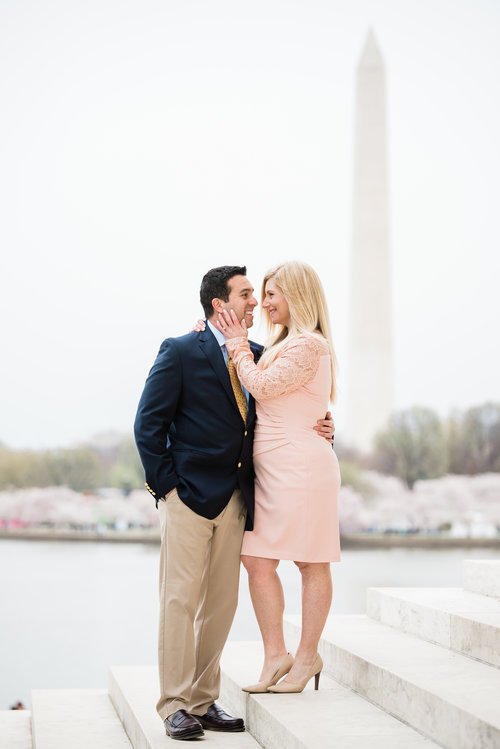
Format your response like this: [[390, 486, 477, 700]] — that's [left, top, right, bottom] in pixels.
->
[[165, 728, 205, 740], [198, 723, 245, 732]]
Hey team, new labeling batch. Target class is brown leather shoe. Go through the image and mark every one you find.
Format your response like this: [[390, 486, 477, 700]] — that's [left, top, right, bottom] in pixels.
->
[[164, 709, 204, 740], [193, 703, 245, 732]]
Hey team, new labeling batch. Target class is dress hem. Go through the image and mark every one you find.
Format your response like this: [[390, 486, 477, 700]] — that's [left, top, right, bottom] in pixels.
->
[[240, 550, 341, 563]]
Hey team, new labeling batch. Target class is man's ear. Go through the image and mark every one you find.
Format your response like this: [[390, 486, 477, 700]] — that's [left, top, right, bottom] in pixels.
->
[[211, 298, 224, 314]]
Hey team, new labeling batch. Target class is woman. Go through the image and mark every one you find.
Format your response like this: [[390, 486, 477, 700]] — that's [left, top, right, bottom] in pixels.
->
[[216, 261, 340, 693]]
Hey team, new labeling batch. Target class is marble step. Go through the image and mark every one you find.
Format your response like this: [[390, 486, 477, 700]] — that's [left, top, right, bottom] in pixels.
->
[[0, 710, 32, 749], [463, 560, 500, 598], [220, 641, 439, 748], [367, 587, 500, 667], [31, 690, 131, 749], [108, 666, 260, 749], [284, 614, 500, 749]]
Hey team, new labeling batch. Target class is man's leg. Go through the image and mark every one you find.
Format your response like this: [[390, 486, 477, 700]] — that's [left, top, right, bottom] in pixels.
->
[[156, 490, 213, 720], [189, 490, 246, 715]]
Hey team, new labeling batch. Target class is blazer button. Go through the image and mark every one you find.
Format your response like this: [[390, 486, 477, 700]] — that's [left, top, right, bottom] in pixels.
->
[[244, 430, 248, 436], [237, 461, 242, 468]]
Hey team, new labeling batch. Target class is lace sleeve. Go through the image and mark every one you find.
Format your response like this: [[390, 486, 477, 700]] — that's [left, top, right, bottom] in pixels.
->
[[225, 334, 328, 400]]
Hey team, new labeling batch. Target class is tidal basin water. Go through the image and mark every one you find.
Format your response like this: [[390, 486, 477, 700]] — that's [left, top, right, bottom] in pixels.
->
[[2, 539, 500, 710]]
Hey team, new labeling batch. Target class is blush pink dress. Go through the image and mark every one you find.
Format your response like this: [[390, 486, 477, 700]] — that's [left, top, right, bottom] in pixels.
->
[[225, 333, 341, 563]]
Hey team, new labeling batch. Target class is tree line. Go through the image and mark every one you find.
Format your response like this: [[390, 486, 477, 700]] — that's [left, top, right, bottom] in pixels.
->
[[1, 402, 499, 493], [0, 436, 144, 493], [368, 402, 500, 488]]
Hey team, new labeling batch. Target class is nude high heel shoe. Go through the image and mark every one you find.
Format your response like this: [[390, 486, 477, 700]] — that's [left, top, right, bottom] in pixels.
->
[[267, 653, 323, 694], [241, 653, 294, 693]]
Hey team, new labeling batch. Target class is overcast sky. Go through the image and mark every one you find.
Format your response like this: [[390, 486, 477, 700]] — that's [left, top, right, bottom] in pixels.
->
[[1, 0, 499, 449]]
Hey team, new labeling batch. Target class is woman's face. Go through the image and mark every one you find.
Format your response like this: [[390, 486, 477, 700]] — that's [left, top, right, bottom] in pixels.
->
[[262, 278, 290, 327]]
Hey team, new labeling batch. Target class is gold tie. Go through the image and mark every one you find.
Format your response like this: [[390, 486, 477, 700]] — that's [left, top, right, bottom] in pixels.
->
[[228, 356, 248, 423]]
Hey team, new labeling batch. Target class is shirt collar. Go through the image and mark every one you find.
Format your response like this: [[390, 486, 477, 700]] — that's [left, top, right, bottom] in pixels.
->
[[207, 319, 226, 348]]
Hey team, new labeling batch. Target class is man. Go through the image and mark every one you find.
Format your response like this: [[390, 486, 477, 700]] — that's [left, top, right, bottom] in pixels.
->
[[134, 266, 333, 740]]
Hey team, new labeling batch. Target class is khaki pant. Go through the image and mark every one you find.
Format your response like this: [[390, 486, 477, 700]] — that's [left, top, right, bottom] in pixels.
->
[[156, 488, 246, 719]]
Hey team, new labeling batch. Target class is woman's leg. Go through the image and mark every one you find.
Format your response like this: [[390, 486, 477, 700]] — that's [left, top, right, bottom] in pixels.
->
[[286, 561, 332, 682], [241, 555, 289, 680]]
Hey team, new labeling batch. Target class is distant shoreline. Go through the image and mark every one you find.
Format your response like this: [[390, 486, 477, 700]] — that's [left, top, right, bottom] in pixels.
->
[[0, 528, 160, 543], [1, 528, 499, 548], [340, 533, 500, 549]]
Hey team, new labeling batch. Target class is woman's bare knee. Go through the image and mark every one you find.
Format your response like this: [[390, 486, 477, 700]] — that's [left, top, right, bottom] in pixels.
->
[[294, 561, 330, 575], [242, 555, 279, 576]]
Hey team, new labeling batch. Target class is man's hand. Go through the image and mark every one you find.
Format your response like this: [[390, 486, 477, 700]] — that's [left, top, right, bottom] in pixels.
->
[[191, 319, 206, 332], [314, 410, 335, 443]]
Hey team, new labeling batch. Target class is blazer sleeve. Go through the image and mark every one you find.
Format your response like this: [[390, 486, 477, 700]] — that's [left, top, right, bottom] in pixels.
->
[[134, 338, 182, 502]]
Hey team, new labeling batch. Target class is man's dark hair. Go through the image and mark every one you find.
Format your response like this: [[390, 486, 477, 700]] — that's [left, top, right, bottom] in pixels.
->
[[200, 265, 247, 318]]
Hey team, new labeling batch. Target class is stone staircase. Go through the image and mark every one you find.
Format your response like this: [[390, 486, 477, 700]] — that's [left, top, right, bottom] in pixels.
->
[[0, 710, 31, 749], [2, 559, 499, 749]]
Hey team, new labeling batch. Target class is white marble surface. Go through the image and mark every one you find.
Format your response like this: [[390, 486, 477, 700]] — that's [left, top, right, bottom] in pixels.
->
[[0, 710, 31, 749], [108, 653, 439, 749], [31, 689, 131, 749], [109, 666, 258, 749], [285, 614, 500, 749], [367, 587, 500, 666], [221, 641, 438, 748], [463, 560, 500, 598]]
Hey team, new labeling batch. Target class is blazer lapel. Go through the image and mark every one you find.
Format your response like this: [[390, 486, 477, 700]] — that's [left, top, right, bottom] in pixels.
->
[[199, 329, 263, 424], [198, 327, 240, 415]]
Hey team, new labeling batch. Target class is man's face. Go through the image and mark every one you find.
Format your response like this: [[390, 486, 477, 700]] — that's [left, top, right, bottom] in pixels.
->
[[217, 275, 258, 328]]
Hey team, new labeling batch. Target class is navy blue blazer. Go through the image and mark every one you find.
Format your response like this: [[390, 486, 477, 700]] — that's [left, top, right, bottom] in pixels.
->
[[134, 327, 263, 531]]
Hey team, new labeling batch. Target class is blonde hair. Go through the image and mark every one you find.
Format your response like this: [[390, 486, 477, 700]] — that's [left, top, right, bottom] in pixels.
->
[[259, 261, 337, 401]]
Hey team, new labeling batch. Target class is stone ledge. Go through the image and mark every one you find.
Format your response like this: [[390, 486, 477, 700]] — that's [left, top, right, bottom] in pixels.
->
[[367, 587, 500, 667], [220, 641, 439, 748], [31, 689, 131, 749], [284, 614, 500, 749], [463, 560, 500, 598], [0, 710, 31, 749]]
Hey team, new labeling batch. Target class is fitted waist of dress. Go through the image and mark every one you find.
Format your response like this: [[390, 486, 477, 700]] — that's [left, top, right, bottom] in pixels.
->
[[254, 421, 325, 455]]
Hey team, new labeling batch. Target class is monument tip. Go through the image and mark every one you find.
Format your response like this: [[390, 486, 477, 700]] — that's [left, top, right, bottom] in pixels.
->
[[358, 28, 384, 68]]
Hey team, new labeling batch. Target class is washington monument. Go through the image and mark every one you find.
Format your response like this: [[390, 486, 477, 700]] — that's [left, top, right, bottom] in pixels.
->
[[348, 30, 395, 451]]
